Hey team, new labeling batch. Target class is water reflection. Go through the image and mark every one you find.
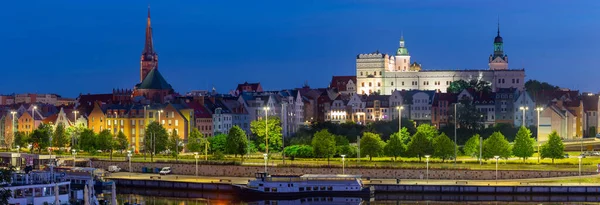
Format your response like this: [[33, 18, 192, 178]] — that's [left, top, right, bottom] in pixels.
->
[[116, 187, 600, 204]]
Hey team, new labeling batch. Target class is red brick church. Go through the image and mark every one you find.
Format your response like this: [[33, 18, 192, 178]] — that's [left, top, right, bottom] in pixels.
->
[[132, 7, 174, 103]]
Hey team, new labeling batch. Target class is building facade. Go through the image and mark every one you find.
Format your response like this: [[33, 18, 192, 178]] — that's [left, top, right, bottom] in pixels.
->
[[356, 27, 524, 95]]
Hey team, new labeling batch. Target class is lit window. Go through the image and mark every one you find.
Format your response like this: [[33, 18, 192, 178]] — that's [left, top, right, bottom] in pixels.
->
[[175, 120, 179, 126]]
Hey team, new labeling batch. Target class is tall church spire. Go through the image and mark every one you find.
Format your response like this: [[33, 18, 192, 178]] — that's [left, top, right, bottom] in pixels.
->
[[143, 6, 155, 55], [140, 6, 159, 82], [497, 16, 500, 37]]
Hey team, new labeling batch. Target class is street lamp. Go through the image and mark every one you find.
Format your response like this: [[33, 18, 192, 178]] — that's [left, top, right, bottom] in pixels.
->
[[194, 152, 199, 177], [535, 107, 543, 163], [453, 104, 459, 166], [519, 106, 529, 127], [494, 155, 500, 184], [263, 107, 270, 155], [341, 155, 346, 175], [10, 111, 16, 149], [72, 149, 77, 167], [424, 155, 431, 184], [158, 110, 164, 124], [396, 106, 404, 134], [263, 153, 268, 173], [32, 106, 37, 128], [127, 150, 132, 176]]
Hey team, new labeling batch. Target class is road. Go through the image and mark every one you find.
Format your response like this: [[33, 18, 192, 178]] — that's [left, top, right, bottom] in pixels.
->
[[106, 172, 600, 186]]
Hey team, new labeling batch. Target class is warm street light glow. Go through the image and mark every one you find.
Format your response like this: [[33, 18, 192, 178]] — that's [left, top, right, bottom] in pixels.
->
[[263, 153, 268, 173]]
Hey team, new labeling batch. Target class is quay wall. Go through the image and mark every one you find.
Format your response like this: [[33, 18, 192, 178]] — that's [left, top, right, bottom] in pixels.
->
[[92, 159, 594, 180]]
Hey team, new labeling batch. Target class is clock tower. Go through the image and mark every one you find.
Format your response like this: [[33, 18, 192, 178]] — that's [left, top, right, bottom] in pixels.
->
[[140, 7, 158, 82], [489, 20, 508, 70]]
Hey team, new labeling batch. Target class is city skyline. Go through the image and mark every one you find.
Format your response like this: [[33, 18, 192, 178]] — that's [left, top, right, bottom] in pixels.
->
[[1, 1, 599, 97]]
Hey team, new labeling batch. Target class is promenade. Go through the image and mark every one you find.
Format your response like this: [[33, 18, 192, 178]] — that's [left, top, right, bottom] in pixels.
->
[[107, 172, 600, 186]]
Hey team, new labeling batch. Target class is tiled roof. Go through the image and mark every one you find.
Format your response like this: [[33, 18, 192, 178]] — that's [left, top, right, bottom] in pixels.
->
[[582, 94, 598, 112], [329, 76, 356, 91], [186, 102, 212, 118], [432, 93, 457, 106], [236, 82, 262, 93], [135, 68, 173, 90]]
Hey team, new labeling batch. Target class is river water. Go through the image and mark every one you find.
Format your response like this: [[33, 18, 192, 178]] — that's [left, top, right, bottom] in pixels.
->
[[114, 188, 600, 204]]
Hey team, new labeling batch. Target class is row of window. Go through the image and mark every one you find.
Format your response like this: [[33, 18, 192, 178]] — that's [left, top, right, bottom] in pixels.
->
[[359, 71, 382, 76], [498, 78, 520, 84]]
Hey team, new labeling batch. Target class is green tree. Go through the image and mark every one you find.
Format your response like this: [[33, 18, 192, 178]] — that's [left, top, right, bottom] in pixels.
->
[[52, 123, 69, 148], [250, 117, 283, 152], [416, 124, 438, 140], [186, 128, 206, 153], [145, 122, 169, 161], [540, 131, 565, 164], [66, 124, 85, 149], [210, 134, 227, 153], [311, 129, 336, 165], [0, 166, 14, 204], [469, 79, 492, 93], [360, 132, 385, 161], [482, 132, 511, 159], [391, 127, 412, 145], [96, 130, 114, 159], [115, 131, 129, 154], [384, 131, 405, 161], [284, 145, 314, 159], [226, 126, 248, 159], [30, 124, 51, 154], [433, 133, 456, 162], [454, 98, 484, 130], [406, 131, 433, 161], [78, 129, 96, 153], [168, 130, 183, 161], [334, 135, 349, 146], [463, 134, 481, 159], [447, 79, 470, 93], [589, 126, 597, 138], [14, 132, 28, 149], [513, 126, 535, 161]]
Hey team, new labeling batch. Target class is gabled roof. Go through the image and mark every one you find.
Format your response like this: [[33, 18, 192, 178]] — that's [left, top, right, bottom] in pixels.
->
[[329, 76, 356, 91], [186, 102, 212, 118], [135, 68, 173, 90], [236, 82, 262, 93], [582, 94, 598, 112]]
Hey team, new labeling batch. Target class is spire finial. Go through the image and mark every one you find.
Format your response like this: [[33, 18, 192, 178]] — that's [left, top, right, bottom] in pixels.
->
[[497, 16, 500, 36], [148, 5, 151, 18]]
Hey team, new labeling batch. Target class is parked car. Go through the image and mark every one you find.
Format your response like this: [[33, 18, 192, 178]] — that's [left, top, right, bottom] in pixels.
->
[[159, 167, 171, 175], [108, 165, 121, 173], [564, 154, 569, 158], [580, 153, 587, 158]]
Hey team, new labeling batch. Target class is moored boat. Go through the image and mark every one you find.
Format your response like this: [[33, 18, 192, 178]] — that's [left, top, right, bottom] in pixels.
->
[[239, 172, 374, 200]]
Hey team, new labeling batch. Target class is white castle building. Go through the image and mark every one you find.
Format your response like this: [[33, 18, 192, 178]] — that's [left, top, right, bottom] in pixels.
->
[[356, 25, 525, 95]]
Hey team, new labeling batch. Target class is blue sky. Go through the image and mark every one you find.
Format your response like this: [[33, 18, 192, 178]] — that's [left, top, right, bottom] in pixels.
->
[[0, 0, 598, 97]]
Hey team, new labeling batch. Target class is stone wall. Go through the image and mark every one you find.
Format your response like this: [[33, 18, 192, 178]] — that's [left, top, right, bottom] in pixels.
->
[[92, 160, 593, 180]]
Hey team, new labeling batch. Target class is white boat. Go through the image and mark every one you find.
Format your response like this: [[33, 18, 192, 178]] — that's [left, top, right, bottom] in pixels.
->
[[6, 171, 71, 205], [240, 172, 374, 199]]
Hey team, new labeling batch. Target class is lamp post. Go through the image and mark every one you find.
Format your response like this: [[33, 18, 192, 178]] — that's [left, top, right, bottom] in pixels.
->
[[263, 153, 268, 173], [454, 104, 458, 166], [341, 155, 346, 175], [535, 107, 543, 163], [127, 150, 132, 176], [424, 155, 430, 184], [158, 110, 164, 124], [396, 106, 404, 133], [10, 111, 16, 149], [32, 106, 37, 129], [494, 155, 500, 184], [72, 110, 79, 147], [72, 149, 77, 167], [194, 152, 199, 177], [263, 107, 270, 155], [519, 106, 529, 127]]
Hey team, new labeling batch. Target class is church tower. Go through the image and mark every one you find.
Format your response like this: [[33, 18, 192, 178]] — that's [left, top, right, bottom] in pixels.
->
[[489, 20, 508, 70], [395, 35, 411, 71], [140, 6, 158, 82]]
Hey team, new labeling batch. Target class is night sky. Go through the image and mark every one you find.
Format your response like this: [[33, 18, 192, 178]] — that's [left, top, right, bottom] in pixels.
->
[[1, 0, 598, 97]]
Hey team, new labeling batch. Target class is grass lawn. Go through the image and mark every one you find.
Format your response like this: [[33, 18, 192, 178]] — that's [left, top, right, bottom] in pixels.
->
[[42, 150, 600, 172]]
